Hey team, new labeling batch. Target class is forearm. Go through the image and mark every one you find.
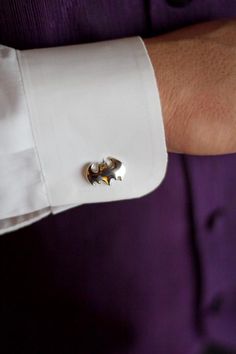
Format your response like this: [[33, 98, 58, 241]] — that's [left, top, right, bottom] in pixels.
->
[[144, 19, 236, 155]]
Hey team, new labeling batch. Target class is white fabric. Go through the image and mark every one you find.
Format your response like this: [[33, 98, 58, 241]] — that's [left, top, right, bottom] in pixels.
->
[[0, 37, 167, 236], [0, 45, 50, 235]]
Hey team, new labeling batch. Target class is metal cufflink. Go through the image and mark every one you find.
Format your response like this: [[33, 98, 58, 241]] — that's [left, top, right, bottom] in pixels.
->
[[85, 157, 126, 185]]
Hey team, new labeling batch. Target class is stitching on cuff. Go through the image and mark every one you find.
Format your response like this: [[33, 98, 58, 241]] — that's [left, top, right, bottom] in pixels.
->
[[15, 49, 52, 212]]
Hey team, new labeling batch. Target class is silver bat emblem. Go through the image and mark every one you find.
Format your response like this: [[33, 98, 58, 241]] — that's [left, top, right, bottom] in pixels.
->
[[86, 157, 126, 185]]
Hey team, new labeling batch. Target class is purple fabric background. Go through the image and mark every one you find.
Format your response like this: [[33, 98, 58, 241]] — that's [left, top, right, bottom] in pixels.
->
[[0, 1, 236, 353]]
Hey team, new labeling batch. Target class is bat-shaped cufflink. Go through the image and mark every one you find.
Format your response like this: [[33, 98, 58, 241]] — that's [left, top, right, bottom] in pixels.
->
[[86, 157, 126, 185]]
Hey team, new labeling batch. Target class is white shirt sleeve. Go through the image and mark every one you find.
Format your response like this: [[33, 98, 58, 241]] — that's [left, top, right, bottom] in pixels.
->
[[0, 37, 167, 236]]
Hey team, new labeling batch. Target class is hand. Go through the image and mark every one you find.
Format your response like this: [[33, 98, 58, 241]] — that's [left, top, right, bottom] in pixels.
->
[[144, 19, 236, 155]]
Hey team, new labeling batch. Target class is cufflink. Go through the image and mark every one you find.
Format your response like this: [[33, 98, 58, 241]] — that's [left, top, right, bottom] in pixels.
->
[[86, 157, 126, 185]]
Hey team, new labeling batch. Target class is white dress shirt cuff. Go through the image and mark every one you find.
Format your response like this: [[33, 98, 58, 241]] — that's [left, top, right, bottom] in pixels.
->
[[0, 37, 167, 235]]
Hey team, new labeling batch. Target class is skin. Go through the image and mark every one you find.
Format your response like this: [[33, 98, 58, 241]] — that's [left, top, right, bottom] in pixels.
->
[[144, 19, 236, 155]]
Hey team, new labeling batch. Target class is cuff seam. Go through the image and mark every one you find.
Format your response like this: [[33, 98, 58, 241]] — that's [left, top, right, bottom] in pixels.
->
[[15, 49, 52, 212]]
